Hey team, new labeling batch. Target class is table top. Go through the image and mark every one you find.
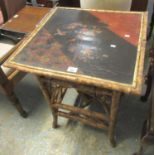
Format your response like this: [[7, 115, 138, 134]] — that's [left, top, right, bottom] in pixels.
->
[[0, 6, 50, 63], [1, 6, 50, 33], [5, 7, 147, 94]]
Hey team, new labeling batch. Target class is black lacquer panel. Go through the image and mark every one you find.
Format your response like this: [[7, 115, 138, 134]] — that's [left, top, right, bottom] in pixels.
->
[[14, 8, 142, 84]]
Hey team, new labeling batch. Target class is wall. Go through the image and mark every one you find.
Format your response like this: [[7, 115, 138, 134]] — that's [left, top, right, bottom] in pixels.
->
[[80, 0, 132, 11]]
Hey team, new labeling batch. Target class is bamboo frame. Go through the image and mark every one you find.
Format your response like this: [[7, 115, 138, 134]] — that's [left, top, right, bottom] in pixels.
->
[[8, 70, 26, 87], [58, 111, 108, 130], [53, 103, 109, 122], [4, 7, 147, 95], [108, 91, 121, 147], [37, 76, 122, 146], [2, 7, 147, 147]]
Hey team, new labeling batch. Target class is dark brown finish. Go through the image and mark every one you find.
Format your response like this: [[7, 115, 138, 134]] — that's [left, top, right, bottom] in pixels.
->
[[26, 0, 53, 7], [141, 38, 154, 102], [0, 1, 27, 117], [59, 0, 80, 7], [36, 0, 53, 7], [0, 6, 50, 117], [2, 6, 51, 33], [0, 29, 26, 44], [0, 0, 8, 22], [140, 64, 153, 102], [131, 0, 148, 11], [147, 9, 154, 40], [0, 67, 27, 117], [0, 0, 26, 22], [134, 38, 154, 155], [134, 82, 154, 155]]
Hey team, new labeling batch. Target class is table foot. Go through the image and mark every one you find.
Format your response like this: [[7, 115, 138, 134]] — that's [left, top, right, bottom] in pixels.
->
[[140, 96, 147, 102], [8, 91, 28, 118], [110, 137, 116, 147], [20, 110, 28, 118], [52, 113, 58, 128], [52, 122, 58, 128]]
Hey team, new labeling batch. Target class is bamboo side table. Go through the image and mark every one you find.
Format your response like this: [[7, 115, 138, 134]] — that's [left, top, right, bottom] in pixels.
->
[[5, 7, 147, 147]]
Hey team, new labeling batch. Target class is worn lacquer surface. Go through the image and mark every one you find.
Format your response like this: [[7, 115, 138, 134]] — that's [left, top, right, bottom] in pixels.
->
[[14, 8, 141, 84]]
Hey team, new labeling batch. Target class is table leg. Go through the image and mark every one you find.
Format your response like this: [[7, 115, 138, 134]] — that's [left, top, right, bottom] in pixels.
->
[[108, 91, 121, 147], [7, 91, 28, 118], [0, 68, 27, 118], [37, 76, 58, 128], [50, 86, 60, 128], [1, 82, 27, 118], [37, 77, 122, 146]]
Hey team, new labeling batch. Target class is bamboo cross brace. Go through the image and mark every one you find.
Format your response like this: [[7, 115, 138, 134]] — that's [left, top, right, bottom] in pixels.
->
[[53, 103, 109, 122], [58, 111, 108, 130]]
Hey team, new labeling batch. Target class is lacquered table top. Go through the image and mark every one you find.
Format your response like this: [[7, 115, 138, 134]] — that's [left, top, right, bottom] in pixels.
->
[[5, 7, 147, 94], [0, 6, 50, 63], [2, 6, 50, 33]]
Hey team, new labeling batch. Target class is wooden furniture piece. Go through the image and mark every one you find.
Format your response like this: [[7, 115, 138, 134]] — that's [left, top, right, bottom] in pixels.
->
[[0, 8, 4, 24], [5, 7, 147, 146], [0, 0, 26, 22], [0, 6, 50, 117], [0, 58, 27, 118], [140, 46, 154, 154], [1, 6, 51, 33], [134, 35, 154, 155], [136, 76, 154, 155], [130, 0, 148, 11], [27, 0, 53, 7], [131, 0, 153, 41], [0, 0, 27, 117], [37, 0, 53, 7], [59, 0, 80, 7], [141, 38, 154, 102], [147, 9, 154, 40]]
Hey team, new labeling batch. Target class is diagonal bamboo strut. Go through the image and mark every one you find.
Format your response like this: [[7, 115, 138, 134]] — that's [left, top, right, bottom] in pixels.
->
[[58, 111, 108, 130], [53, 103, 109, 122]]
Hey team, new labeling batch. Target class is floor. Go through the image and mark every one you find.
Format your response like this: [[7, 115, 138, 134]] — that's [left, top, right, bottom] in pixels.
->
[[0, 73, 153, 155]]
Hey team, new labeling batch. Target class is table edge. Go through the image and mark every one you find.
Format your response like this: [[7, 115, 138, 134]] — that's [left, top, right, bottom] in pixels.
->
[[4, 7, 148, 95]]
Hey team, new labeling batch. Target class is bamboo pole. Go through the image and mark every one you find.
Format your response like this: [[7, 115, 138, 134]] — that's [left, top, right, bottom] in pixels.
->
[[108, 91, 121, 147], [53, 103, 109, 122], [58, 111, 108, 130]]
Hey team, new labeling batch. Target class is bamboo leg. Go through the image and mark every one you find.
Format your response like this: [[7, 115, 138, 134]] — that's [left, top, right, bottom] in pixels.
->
[[51, 87, 59, 128], [52, 109, 58, 128], [37, 76, 51, 104], [108, 91, 121, 147], [37, 76, 58, 128]]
